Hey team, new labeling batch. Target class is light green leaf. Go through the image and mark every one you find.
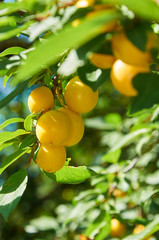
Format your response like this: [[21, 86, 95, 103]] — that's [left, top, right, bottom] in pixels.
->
[[13, 10, 120, 85], [85, 211, 111, 240], [0, 2, 26, 16], [0, 21, 33, 41], [105, 0, 159, 21], [0, 142, 14, 151], [25, 216, 58, 232], [45, 166, 97, 184], [0, 129, 29, 144], [0, 118, 24, 131], [0, 169, 28, 220], [0, 148, 30, 174], [0, 80, 28, 109], [123, 217, 159, 240], [0, 47, 25, 58], [102, 149, 121, 163], [111, 128, 150, 151], [24, 113, 38, 132]]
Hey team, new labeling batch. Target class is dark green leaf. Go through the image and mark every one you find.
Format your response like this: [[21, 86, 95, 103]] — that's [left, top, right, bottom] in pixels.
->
[[0, 47, 25, 58], [19, 135, 37, 149], [13, 10, 120, 85], [0, 142, 14, 151], [0, 169, 28, 220], [125, 24, 149, 52], [0, 80, 28, 109], [45, 166, 97, 184], [78, 62, 110, 91], [129, 73, 159, 115], [105, 0, 159, 22], [0, 118, 24, 131], [0, 129, 29, 144], [123, 217, 159, 240], [0, 58, 16, 76], [0, 148, 30, 174]]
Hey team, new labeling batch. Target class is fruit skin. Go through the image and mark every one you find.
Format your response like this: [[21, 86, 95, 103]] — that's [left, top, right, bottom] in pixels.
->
[[89, 53, 116, 69], [111, 59, 149, 96], [76, 0, 94, 8], [110, 218, 126, 238], [28, 86, 54, 114], [36, 144, 66, 173], [64, 76, 98, 113], [59, 107, 84, 147], [113, 189, 126, 198], [112, 31, 157, 67], [133, 225, 150, 240], [36, 110, 71, 147]]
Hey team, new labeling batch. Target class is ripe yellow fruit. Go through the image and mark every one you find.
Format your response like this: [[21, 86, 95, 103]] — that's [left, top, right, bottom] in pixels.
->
[[36, 144, 66, 173], [111, 59, 149, 96], [113, 189, 126, 198], [76, 0, 94, 8], [89, 53, 116, 69], [110, 218, 126, 238], [28, 86, 54, 114], [59, 107, 84, 147], [133, 225, 150, 240], [36, 110, 71, 147], [64, 76, 98, 113], [112, 31, 157, 67]]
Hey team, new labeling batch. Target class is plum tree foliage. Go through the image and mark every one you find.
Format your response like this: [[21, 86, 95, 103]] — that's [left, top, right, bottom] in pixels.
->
[[0, 0, 159, 239]]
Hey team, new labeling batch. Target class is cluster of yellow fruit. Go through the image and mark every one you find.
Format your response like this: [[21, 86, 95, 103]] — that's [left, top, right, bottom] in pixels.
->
[[28, 76, 98, 173], [110, 218, 151, 239], [90, 30, 158, 96]]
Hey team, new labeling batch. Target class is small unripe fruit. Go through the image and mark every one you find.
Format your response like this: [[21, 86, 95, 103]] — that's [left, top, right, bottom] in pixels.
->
[[110, 218, 126, 238], [64, 76, 98, 113], [113, 189, 126, 198], [89, 53, 116, 69], [111, 59, 149, 96], [59, 107, 84, 147], [36, 144, 66, 173], [28, 86, 54, 114], [36, 110, 71, 147]]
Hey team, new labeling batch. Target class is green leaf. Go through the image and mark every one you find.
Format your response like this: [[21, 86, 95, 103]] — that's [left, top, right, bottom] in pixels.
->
[[0, 21, 33, 41], [0, 2, 26, 16], [0, 148, 30, 175], [19, 135, 37, 149], [4, 67, 17, 87], [0, 80, 28, 109], [102, 149, 121, 163], [111, 128, 150, 151], [78, 62, 111, 91], [125, 24, 149, 52], [105, 0, 159, 22], [0, 142, 14, 151], [13, 10, 120, 85], [122, 217, 159, 240], [0, 169, 28, 220], [45, 166, 97, 184], [129, 73, 159, 115], [25, 216, 58, 232], [0, 47, 25, 58], [0, 118, 24, 131], [0, 129, 29, 145], [24, 113, 38, 132], [0, 58, 16, 76], [85, 211, 111, 240]]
